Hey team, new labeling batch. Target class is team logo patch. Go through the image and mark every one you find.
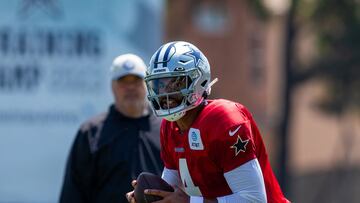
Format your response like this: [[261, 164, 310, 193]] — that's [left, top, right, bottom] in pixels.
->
[[230, 135, 249, 156], [188, 128, 204, 150]]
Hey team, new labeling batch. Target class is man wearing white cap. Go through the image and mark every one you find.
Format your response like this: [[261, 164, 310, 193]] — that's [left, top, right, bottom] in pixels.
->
[[60, 54, 163, 203]]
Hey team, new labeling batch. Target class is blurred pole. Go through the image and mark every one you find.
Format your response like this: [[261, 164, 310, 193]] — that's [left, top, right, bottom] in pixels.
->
[[278, 0, 298, 196]]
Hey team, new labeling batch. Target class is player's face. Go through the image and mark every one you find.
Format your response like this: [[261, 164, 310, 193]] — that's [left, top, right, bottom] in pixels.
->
[[148, 76, 187, 109]]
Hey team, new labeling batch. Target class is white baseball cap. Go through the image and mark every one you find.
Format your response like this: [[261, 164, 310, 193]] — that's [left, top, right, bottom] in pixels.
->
[[110, 54, 147, 80]]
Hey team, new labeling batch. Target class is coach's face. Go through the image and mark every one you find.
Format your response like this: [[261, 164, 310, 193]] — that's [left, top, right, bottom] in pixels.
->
[[112, 75, 146, 113]]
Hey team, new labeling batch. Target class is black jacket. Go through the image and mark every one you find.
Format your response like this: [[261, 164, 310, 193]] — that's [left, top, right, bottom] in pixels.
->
[[59, 105, 163, 203]]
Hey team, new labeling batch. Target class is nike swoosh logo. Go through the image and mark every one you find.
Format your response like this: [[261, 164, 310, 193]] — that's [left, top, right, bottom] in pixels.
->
[[229, 125, 241, 136]]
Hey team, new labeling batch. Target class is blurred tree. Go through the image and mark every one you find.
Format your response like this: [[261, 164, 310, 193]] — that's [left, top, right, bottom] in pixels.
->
[[250, 0, 359, 201], [246, 0, 269, 19], [294, 0, 360, 202], [278, 0, 299, 197], [296, 0, 360, 115]]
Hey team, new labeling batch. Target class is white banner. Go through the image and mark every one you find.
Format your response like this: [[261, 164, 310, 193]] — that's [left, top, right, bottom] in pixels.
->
[[0, 0, 163, 202]]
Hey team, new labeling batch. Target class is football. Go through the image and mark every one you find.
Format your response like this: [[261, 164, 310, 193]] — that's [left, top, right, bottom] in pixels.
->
[[134, 172, 174, 203]]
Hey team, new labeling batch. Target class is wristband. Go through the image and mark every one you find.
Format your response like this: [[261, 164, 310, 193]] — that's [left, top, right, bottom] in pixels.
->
[[190, 196, 203, 203]]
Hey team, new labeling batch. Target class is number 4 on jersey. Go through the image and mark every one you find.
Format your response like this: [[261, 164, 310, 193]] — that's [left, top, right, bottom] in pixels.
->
[[179, 158, 202, 196]]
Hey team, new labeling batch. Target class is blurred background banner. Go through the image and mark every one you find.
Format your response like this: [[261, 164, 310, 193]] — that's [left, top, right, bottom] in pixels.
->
[[0, 0, 163, 202], [1, 0, 360, 203]]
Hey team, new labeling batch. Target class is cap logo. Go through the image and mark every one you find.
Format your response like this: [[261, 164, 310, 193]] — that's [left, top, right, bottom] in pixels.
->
[[123, 60, 135, 70]]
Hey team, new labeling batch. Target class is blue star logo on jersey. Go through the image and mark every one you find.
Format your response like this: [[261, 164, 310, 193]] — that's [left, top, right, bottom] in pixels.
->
[[184, 46, 203, 67], [230, 135, 249, 156]]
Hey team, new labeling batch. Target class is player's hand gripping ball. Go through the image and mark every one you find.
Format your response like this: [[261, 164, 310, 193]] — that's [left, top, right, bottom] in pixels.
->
[[134, 172, 174, 203]]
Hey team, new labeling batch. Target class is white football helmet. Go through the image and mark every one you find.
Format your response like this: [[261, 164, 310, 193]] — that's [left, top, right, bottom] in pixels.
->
[[145, 41, 216, 121]]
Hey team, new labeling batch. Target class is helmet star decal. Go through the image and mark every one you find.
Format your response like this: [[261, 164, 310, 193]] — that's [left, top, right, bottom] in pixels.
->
[[184, 45, 203, 67], [230, 135, 249, 156]]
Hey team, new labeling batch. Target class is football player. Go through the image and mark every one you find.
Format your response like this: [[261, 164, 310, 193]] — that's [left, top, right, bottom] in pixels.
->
[[126, 41, 290, 203]]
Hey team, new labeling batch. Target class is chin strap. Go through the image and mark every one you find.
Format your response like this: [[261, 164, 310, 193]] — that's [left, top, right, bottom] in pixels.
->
[[208, 78, 218, 88], [206, 78, 218, 95]]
